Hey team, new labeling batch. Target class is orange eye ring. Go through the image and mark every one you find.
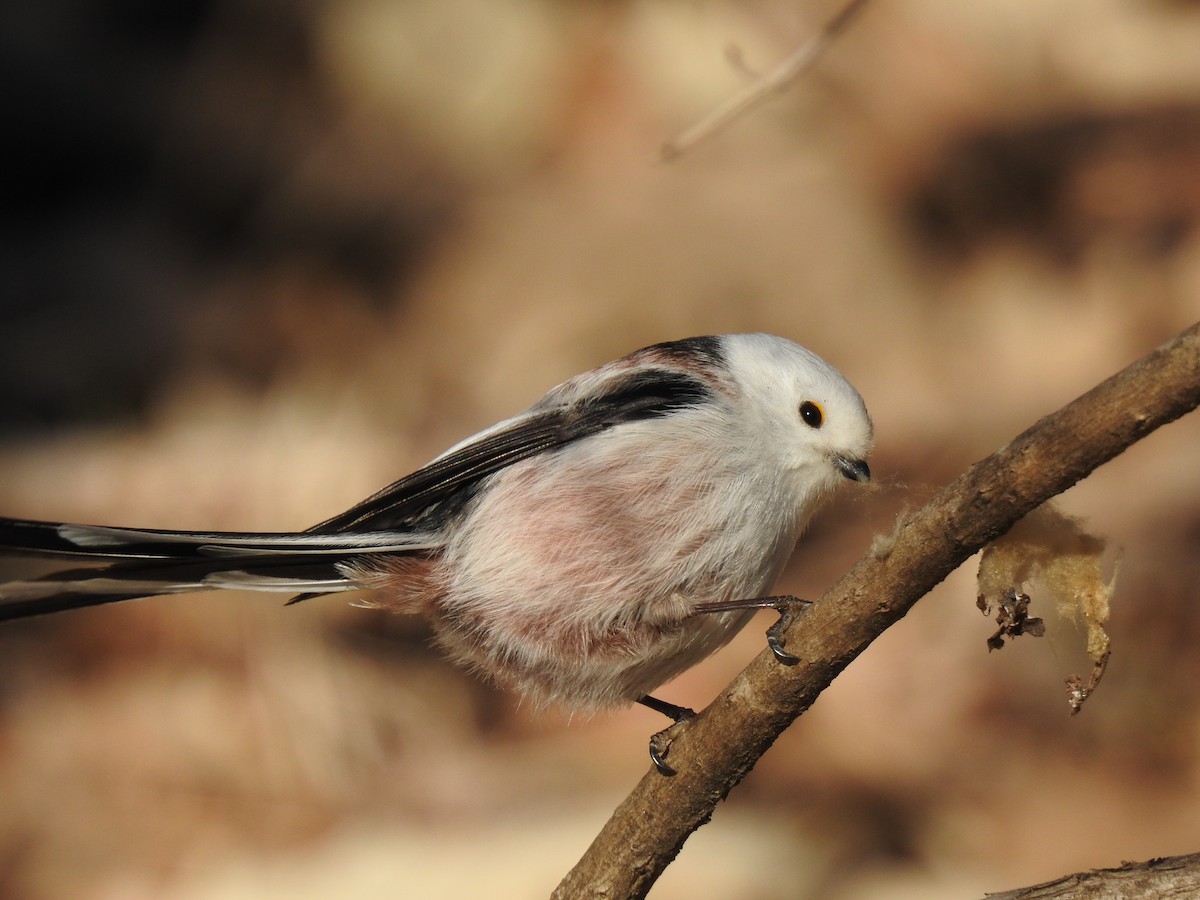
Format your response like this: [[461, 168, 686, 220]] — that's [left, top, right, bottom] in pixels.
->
[[799, 400, 824, 429]]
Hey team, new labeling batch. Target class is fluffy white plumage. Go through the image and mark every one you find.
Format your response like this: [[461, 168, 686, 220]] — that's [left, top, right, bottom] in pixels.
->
[[0, 334, 872, 716]]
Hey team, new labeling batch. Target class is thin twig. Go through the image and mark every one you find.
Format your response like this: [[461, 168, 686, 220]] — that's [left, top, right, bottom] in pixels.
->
[[553, 321, 1200, 899], [660, 0, 871, 160]]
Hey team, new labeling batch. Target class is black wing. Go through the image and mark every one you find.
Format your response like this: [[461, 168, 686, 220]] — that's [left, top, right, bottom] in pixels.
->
[[308, 365, 719, 533]]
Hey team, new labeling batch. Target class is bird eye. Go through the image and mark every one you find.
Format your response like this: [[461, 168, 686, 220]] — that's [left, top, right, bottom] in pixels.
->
[[799, 400, 824, 429]]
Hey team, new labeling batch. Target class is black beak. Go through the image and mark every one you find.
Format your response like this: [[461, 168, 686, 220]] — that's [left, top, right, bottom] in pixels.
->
[[834, 456, 871, 482]]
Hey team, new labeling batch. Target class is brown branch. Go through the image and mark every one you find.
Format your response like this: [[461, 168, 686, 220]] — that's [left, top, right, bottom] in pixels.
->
[[553, 321, 1200, 899], [985, 851, 1200, 898]]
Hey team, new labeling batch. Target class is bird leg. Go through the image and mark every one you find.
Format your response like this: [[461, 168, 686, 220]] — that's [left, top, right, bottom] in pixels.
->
[[692, 595, 813, 665], [638, 596, 811, 775], [638, 694, 696, 776]]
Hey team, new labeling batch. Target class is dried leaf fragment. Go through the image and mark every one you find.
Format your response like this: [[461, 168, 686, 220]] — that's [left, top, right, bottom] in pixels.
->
[[978, 588, 1045, 651]]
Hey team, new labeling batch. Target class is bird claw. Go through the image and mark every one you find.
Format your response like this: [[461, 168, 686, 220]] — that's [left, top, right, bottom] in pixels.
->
[[765, 597, 812, 666], [637, 696, 697, 775], [692, 595, 814, 667], [642, 595, 813, 772], [647, 708, 696, 776]]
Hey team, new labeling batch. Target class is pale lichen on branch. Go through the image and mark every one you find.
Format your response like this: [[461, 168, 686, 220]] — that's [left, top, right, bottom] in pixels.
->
[[977, 503, 1115, 713]]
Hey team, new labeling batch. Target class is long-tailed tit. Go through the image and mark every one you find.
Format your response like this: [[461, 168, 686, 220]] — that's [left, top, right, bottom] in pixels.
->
[[0, 334, 872, 771]]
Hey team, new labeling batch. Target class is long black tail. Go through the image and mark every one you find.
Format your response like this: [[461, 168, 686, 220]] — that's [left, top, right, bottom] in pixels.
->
[[0, 517, 437, 620]]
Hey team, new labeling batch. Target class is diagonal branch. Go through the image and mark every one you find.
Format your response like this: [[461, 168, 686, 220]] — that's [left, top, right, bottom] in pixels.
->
[[553, 321, 1200, 899], [661, 0, 871, 160]]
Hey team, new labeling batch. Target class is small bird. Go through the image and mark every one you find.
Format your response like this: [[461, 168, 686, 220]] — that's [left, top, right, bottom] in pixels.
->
[[0, 334, 872, 772]]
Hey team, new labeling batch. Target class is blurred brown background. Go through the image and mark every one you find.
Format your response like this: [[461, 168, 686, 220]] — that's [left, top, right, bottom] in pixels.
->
[[2, 0, 1200, 897]]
